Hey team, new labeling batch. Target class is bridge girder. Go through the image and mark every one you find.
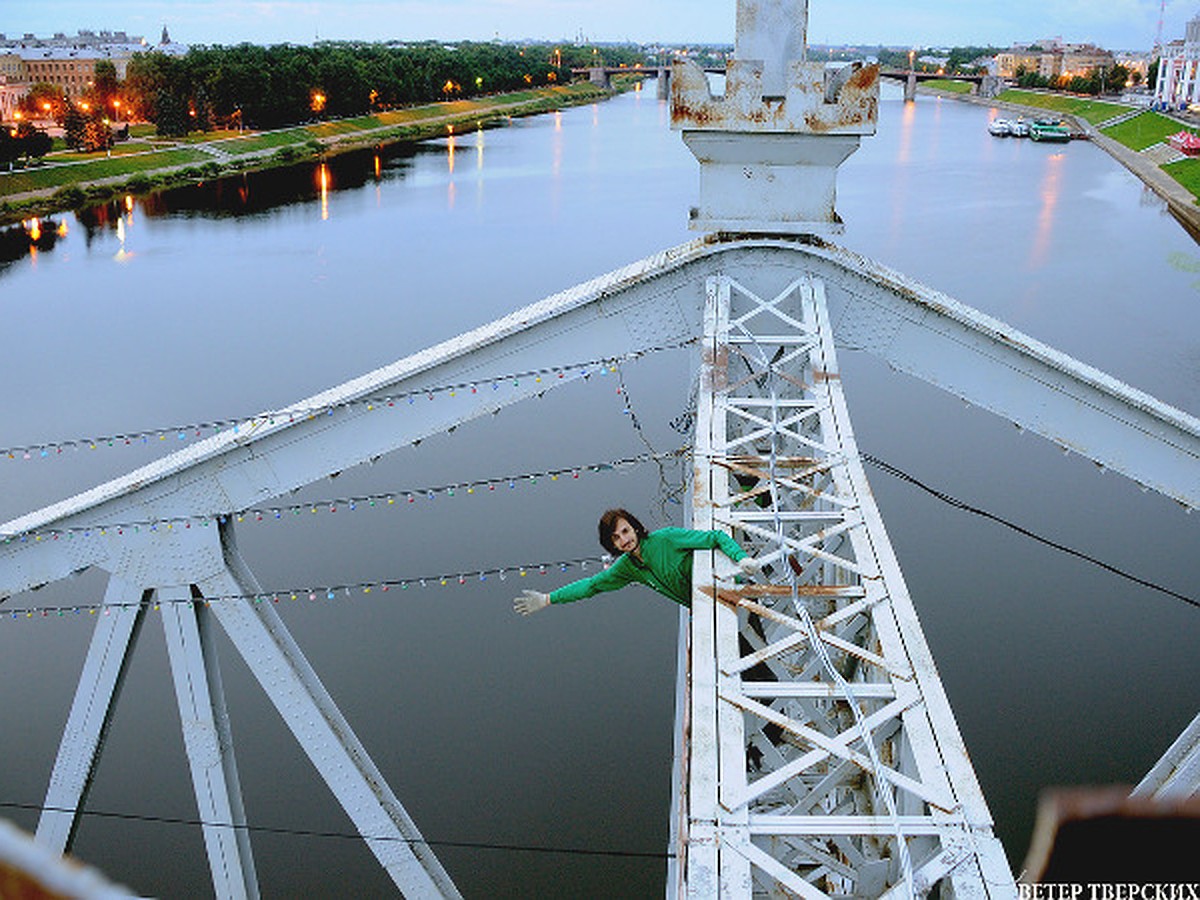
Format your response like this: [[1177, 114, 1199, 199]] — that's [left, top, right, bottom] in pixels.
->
[[4, 237, 1197, 602], [2, 236, 1198, 897]]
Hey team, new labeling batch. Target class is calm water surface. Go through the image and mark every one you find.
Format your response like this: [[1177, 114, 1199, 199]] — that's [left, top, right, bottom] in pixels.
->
[[2, 82, 1198, 896]]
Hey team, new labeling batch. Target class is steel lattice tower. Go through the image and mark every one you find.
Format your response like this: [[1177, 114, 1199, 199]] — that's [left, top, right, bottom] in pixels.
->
[[674, 273, 1011, 896]]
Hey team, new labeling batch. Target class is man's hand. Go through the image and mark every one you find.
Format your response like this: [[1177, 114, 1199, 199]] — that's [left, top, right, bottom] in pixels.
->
[[513, 590, 551, 616]]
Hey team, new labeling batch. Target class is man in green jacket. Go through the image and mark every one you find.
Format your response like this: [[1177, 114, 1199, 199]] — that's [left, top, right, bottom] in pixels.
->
[[513, 508, 759, 614]]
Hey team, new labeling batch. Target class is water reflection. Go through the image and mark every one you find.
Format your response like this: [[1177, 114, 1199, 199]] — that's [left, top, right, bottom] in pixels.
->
[[318, 163, 331, 221], [885, 100, 918, 247], [0, 145, 435, 275], [1030, 151, 1065, 269], [0, 218, 64, 270]]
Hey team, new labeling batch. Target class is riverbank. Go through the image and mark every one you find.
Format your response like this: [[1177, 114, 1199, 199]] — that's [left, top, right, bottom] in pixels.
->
[[919, 83, 1200, 241], [0, 81, 623, 227]]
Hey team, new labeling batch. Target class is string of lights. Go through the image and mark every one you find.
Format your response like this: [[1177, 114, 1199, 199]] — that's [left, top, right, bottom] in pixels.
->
[[0, 341, 697, 462], [0, 801, 673, 861], [0, 554, 612, 620], [1, 449, 688, 546]]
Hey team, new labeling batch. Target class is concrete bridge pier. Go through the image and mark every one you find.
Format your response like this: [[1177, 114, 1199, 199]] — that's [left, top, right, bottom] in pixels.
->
[[588, 67, 610, 89], [657, 67, 671, 100], [905, 71, 917, 102]]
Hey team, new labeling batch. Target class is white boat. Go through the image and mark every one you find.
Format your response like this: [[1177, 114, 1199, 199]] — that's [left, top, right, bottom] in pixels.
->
[[1011, 117, 1030, 138], [988, 118, 1013, 136]]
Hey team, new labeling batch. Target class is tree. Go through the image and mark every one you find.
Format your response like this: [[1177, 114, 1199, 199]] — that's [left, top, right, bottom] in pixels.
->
[[90, 59, 121, 114], [63, 104, 87, 150], [82, 116, 113, 152], [155, 88, 190, 137], [1106, 63, 1130, 93], [0, 128, 20, 170], [21, 127, 52, 162], [1148, 59, 1160, 92], [19, 83, 68, 121]]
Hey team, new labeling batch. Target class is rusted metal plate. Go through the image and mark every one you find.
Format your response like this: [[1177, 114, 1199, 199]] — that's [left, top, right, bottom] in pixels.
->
[[671, 59, 878, 135]]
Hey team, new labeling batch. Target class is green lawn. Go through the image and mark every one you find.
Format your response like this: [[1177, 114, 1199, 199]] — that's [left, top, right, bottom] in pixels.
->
[[0, 148, 210, 194], [1163, 157, 1200, 201], [46, 141, 159, 162], [209, 128, 313, 155], [1, 82, 610, 205], [997, 89, 1133, 125], [924, 80, 973, 94], [1103, 110, 1197, 152]]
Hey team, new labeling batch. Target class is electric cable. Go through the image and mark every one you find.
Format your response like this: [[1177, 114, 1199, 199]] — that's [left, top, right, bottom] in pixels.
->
[[860, 452, 1200, 611], [0, 802, 672, 861]]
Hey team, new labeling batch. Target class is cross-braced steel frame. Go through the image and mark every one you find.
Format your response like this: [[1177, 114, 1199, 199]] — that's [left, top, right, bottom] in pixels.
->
[[4, 236, 1198, 898], [677, 272, 1014, 897]]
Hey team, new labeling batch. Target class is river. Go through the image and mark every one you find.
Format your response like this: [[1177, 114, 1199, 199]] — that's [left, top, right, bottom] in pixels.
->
[[1, 80, 1198, 897]]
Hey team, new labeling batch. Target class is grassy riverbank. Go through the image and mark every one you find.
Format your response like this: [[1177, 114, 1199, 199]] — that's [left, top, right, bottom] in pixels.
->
[[1102, 110, 1198, 151], [0, 81, 616, 226], [922, 79, 973, 94], [995, 89, 1131, 126]]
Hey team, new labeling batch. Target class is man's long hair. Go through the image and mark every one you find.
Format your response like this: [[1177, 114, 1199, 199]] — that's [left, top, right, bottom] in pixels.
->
[[598, 508, 648, 555]]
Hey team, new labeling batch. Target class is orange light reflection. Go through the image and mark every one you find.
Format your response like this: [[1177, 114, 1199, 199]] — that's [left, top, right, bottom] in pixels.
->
[[318, 163, 330, 221], [1029, 152, 1065, 269]]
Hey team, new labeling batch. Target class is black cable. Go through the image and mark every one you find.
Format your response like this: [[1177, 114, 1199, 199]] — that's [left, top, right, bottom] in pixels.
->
[[861, 452, 1200, 611], [0, 802, 672, 861]]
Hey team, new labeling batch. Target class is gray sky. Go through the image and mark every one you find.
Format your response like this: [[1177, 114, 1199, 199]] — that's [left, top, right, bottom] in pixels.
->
[[2, 0, 1193, 50]]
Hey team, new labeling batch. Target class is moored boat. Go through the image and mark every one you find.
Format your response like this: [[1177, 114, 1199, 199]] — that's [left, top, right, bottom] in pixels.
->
[[988, 118, 1013, 136], [1029, 118, 1070, 142]]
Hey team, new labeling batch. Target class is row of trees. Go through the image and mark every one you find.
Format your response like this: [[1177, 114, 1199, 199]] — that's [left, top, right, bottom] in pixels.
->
[[123, 42, 591, 136], [1013, 63, 1136, 95]]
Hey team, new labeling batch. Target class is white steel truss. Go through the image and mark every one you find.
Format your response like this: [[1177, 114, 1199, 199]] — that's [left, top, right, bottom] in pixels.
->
[[680, 273, 1015, 897], [4, 236, 1198, 897]]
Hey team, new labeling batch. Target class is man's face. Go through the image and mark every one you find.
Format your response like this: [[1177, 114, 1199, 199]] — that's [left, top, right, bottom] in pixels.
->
[[611, 518, 639, 555]]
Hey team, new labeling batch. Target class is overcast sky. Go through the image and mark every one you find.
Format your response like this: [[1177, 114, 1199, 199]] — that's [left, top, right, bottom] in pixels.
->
[[3, 0, 1194, 51]]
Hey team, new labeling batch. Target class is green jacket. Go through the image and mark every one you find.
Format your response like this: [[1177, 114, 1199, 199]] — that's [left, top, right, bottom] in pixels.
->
[[550, 527, 747, 608]]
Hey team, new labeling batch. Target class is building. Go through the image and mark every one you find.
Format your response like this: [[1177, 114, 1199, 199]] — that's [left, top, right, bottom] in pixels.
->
[[996, 40, 1115, 83], [0, 28, 186, 117], [1155, 15, 1200, 110], [0, 75, 22, 121], [1061, 43, 1116, 79]]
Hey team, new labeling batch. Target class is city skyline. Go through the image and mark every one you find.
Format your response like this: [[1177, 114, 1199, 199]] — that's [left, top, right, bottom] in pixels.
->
[[3, 0, 1194, 51]]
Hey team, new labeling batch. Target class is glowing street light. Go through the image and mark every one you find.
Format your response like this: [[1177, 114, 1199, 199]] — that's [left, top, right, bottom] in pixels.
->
[[311, 91, 327, 113]]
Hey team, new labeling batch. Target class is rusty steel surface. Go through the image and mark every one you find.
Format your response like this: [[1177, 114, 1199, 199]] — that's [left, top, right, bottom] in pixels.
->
[[671, 59, 879, 135]]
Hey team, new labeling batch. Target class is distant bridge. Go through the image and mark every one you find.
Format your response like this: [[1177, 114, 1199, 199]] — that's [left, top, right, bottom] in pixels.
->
[[576, 65, 999, 102]]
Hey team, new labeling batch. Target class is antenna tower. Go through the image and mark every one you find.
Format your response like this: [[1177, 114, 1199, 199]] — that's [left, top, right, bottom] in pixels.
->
[[1155, 0, 1167, 57]]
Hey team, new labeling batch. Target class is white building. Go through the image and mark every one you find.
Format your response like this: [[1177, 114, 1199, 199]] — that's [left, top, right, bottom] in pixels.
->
[[1155, 15, 1200, 109]]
